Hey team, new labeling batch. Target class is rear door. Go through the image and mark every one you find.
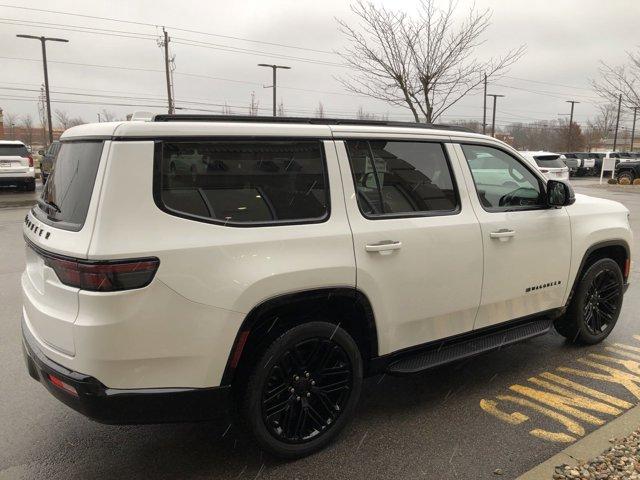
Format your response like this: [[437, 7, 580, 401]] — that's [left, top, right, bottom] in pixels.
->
[[23, 140, 108, 356], [335, 137, 483, 355], [454, 143, 571, 330], [0, 143, 30, 174]]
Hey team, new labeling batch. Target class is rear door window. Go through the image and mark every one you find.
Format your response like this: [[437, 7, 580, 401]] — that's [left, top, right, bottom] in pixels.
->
[[533, 155, 565, 168], [157, 140, 329, 226], [345, 140, 459, 217], [34, 141, 104, 231]]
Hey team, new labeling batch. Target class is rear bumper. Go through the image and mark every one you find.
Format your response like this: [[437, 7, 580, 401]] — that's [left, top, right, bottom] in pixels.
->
[[0, 174, 35, 184], [22, 318, 232, 425]]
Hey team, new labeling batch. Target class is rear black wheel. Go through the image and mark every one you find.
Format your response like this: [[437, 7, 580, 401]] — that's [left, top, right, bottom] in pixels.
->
[[555, 258, 624, 344], [618, 171, 635, 183], [240, 321, 362, 458]]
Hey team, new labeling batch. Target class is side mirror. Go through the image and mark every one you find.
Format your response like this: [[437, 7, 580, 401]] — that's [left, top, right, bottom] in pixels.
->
[[547, 180, 575, 207]]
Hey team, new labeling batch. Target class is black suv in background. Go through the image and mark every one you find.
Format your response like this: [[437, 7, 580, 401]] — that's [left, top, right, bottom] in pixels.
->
[[615, 159, 640, 182], [40, 141, 60, 183]]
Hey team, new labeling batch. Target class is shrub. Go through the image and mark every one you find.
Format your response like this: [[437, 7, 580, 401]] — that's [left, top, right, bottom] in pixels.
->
[[619, 177, 631, 185], [608, 178, 618, 184]]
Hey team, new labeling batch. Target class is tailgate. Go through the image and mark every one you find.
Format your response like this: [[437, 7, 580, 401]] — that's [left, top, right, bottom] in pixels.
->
[[22, 141, 109, 356], [0, 155, 28, 173]]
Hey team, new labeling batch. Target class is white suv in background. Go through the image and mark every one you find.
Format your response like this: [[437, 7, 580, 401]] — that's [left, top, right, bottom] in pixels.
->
[[520, 150, 570, 181], [21, 116, 631, 458], [0, 140, 36, 191]]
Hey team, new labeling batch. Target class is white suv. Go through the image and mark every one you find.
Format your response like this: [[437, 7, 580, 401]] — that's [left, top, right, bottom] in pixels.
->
[[21, 116, 632, 458], [0, 140, 36, 191]]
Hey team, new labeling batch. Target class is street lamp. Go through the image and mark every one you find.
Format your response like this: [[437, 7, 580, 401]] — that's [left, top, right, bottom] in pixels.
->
[[258, 64, 291, 116], [16, 34, 68, 146], [487, 94, 505, 137]]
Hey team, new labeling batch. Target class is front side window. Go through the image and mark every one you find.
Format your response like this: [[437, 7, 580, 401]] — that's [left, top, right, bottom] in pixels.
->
[[345, 140, 458, 217], [158, 140, 329, 225], [462, 144, 544, 210]]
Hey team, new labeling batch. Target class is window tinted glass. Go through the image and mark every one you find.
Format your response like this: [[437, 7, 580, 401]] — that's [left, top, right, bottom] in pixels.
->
[[0, 144, 28, 156], [462, 144, 544, 210], [37, 141, 104, 230], [159, 141, 328, 225], [533, 155, 565, 168], [345, 140, 458, 216]]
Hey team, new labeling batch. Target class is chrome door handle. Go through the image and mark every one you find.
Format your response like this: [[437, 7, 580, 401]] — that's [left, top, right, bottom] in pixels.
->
[[489, 229, 516, 240], [365, 240, 402, 255]]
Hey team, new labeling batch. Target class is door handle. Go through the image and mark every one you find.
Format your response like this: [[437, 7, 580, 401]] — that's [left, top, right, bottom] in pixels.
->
[[365, 240, 402, 255], [489, 229, 516, 241]]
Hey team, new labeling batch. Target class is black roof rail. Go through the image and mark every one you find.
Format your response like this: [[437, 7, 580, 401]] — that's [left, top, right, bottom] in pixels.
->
[[151, 114, 472, 132]]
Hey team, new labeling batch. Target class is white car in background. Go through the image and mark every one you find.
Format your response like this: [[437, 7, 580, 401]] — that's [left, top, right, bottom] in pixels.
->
[[0, 140, 36, 191], [520, 151, 570, 181]]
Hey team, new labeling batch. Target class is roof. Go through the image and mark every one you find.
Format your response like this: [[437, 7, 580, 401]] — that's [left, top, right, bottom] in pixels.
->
[[60, 115, 498, 143], [0, 140, 26, 145]]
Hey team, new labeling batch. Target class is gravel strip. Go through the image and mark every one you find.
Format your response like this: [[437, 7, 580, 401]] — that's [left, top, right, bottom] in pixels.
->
[[553, 429, 640, 479]]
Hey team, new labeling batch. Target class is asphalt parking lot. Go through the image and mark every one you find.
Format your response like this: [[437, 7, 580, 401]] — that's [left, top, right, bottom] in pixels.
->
[[1, 178, 639, 480]]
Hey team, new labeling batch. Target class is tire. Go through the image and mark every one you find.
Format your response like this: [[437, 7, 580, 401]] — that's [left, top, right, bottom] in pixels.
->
[[618, 171, 635, 183], [554, 258, 624, 344], [240, 321, 363, 459]]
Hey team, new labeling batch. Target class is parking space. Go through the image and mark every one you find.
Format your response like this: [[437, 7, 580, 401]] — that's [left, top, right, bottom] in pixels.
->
[[0, 180, 639, 480]]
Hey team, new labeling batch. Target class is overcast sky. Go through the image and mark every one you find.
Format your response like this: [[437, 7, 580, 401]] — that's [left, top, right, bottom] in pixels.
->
[[0, 0, 638, 130]]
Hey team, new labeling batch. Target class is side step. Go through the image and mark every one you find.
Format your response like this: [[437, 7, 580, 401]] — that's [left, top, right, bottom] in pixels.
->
[[387, 318, 553, 374]]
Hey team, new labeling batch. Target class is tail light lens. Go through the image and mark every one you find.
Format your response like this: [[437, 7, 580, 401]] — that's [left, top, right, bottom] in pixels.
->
[[41, 253, 160, 292], [28, 155, 34, 167]]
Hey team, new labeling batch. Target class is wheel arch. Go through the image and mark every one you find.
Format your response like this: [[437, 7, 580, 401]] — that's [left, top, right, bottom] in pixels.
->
[[566, 240, 630, 306], [220, 287, 378, 386]]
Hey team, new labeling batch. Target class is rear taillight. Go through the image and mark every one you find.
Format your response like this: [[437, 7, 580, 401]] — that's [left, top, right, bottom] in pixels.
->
[[43, 255, 160, 292], [48, 374, 78, 396], [28, 155, 33, 167]]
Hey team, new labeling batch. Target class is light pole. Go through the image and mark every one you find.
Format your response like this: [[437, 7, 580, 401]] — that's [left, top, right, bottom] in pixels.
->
[[566, 100, 580, 151], [258, 64, 291, 116], [631, 106, 639, 152], [487, 94, 505, 137], [16, 34, 68, 146]]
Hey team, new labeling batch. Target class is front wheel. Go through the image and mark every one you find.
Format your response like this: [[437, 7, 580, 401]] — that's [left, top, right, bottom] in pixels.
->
[[240, 321, 363, 459], [555, 258, 624, 344], [618, 171, 635, 183]]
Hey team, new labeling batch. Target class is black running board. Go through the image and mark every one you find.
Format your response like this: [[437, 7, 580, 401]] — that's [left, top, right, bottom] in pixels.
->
[[386, 318, 553, 375]]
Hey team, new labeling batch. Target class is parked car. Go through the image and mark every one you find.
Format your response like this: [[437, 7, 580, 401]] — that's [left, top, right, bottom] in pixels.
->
[[559, 153, 579, 176], [0, 140, 35, 191], [39, 141, 61, 183], [615, 159, 640, 182], [573, 153, 597, 175], [519, 151, 570, 181], [22, 116, 631, 458], [591, 153, 605, 175]]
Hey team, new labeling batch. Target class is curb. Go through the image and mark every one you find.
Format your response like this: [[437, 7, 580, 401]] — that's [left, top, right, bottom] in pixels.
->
[[516, 403, 640, 479]]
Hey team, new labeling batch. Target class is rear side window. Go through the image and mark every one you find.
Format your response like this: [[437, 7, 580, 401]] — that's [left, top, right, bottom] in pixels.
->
[[0, 144, 28, 156], [157, 140, 329, 226], [345, 140, 458, 217], [35, 141, 104, 231]]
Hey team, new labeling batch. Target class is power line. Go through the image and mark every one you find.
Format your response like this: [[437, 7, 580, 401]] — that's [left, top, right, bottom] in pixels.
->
[[0, 3, 336, 55]]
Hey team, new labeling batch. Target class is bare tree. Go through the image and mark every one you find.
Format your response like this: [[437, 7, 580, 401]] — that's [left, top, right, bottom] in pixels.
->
[[248, 92, 259, 116], [337, 0, 525, 123], [221, 101, 233, 115], [356, 106, 376, 120], [99, 109, 118, 122], [593, 50, 640, 109], [21, 115, 34, 146], [315, 102, 326, 118], [54, 109, 85, 130], [4, 112, 19, 139], [277, 99, 286, 117]]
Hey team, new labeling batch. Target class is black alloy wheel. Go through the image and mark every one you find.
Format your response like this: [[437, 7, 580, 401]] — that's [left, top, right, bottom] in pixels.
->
[[582, 268, 622, 336], [555, 258, 624, 344], [241, 321, 362, 458]]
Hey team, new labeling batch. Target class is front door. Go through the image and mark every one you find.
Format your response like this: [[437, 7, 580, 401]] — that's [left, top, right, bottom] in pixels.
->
[[334, 138, 483, 355], [455, 143, 572, 330]]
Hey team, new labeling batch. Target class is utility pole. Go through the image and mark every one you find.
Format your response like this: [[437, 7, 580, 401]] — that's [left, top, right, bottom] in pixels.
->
[[631, 106, 639, 152], [258, 64, 291, 116], [97, 113, 101, 123], [613, 93, 622, 151], [161, 27, 175, 114], [566, 100, 580, 151], [482, 73, 487, 135], [16, 34, 68, 145], [487, 94, 505, 138]]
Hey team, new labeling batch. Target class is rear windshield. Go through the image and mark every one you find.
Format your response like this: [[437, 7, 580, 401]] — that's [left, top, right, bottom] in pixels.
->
[[533, 155, 565, 168], [0, 144, 28, 157], [34, 141, 104, 231]]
